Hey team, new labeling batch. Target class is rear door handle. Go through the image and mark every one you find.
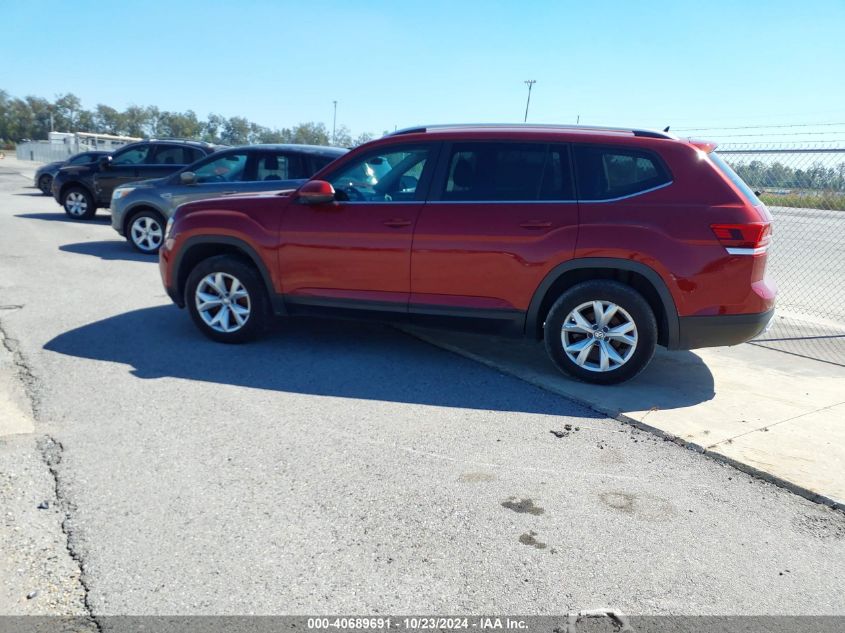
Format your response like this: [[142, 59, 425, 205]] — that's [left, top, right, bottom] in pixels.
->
[[383, 218, 412, 228], [519, 220, 553, 229], [221, 191, 238, 195]]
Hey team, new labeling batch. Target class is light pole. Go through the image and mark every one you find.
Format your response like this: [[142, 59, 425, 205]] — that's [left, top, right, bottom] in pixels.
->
[[523, 80, 536, 123], [332, 100, 338, 145]]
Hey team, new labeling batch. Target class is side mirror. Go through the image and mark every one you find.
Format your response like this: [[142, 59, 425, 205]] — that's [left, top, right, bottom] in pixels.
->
[[99, 156, 111, 169], [180, 171, 197, 185], [297, 180, 335, 204]]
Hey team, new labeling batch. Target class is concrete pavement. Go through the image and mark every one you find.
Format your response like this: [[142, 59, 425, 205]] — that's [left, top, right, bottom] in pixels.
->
[[404, 327, 845, 510], [0, 158, 844, 618]]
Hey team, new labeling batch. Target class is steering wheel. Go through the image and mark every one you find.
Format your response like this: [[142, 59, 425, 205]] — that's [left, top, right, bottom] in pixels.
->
[[341, 184, 366, 201]]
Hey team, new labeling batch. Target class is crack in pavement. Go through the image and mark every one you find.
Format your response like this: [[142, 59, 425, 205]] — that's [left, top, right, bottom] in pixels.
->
[[0, 317, 100, 629]]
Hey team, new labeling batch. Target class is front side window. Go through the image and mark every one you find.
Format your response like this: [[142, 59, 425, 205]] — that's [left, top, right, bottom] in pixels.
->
[[255, 153, 308, 181], [440, 142, 574, 201], [112, 145, 149, 165], [327, 146, 431, 202], [192, 153, 248, 183], [575, 146, 671, 200], [68, 153, 98, 165]]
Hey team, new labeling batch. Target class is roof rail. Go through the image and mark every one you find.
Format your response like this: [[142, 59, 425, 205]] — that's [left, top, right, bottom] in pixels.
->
[[389, 123, 675, 140]]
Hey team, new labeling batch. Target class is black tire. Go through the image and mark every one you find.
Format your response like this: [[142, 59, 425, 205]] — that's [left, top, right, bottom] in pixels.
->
[[38, 175, 52, 195], [543, 280, 657, 385], [61, 186, 97, 220], [185, 255, 270, 344], [126, 209, 166, 254]]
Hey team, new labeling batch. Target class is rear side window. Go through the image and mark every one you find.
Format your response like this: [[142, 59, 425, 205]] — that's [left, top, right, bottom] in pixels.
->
[[709, 152, 762, 206], [574, 146, 671, 200], [440, 142, 574, 201], [255, 153, 308, 181], [150, 145, 190, 165], [185, 147, 206, 164]]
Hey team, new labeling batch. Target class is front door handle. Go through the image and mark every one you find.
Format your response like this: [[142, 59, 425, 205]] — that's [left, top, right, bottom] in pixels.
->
[[519, 220, 553, 229], [221, 191, 239, 195], [383, 218, 412, 228]]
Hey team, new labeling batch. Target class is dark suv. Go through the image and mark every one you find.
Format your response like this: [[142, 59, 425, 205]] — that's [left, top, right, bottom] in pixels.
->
[[51, 139, 220, 220], [159, 124, 776, 384]]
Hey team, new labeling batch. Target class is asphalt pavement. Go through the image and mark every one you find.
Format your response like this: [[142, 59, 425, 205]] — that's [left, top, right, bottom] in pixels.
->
[[0, 159, 843, 618]]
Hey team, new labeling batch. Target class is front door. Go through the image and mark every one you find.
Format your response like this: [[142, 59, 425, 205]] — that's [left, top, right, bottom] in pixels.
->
[[278, 143, 439, 313], [94, 143, 149, 204]]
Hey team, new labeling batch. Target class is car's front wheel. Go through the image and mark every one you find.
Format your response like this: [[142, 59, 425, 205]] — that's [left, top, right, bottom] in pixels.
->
[[185, 255, 270, 343], [38, 175, 52, 195], [543, 280, 657, 385], [62, 186, 96, 220], [127, 210, 166, 254]]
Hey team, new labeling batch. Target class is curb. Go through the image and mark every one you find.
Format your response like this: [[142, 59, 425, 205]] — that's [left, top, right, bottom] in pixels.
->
[[400, 327, 845, 514]]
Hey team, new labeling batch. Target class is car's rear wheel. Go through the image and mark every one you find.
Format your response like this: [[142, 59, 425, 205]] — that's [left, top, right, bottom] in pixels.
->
[[543, 280, 657, 385], [38, 175, 52, 195], [127, 210, 165, 254], [185, 255, 270, 343], [62, 187, 96, 220]]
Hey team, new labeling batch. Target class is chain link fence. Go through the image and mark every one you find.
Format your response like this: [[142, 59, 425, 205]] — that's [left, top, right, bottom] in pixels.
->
[[718, 142, 845, 365]]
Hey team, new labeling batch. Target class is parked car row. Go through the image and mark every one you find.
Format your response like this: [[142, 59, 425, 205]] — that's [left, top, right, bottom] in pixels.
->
[[37, 124, 776, 384], [48, 138, 347, 252]]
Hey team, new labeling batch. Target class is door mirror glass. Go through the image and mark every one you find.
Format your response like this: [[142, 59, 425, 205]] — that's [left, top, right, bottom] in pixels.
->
[[180, 171, 197, 185], [298, 180, 335, 204], [99, 155, 112, 169]]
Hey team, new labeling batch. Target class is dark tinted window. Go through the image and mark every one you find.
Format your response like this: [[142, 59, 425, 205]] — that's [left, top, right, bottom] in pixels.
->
[[313, 155, 338, 172], [150, 145, 190, 165], [185, 147, 206, 165], [440, 142, 574, 201], [574, 146, 671, 200], [255, 153, 308, 181], [68, 153, 98, 165], [112, 145, 149, 165]]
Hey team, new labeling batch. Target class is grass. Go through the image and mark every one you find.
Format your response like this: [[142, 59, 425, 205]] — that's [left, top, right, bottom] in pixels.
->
[[759, 193, 845, 211]]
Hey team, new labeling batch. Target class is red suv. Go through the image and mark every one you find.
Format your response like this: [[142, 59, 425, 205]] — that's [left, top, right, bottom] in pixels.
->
[[159, 125, 775, 384]]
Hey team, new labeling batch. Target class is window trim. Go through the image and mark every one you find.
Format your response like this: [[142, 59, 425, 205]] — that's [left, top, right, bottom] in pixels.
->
[[428, 140, 577, 203], [572, 144, 673, 202]]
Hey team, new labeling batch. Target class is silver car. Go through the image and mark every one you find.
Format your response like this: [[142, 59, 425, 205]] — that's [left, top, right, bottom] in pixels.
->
[[110, 144, 347, 253]]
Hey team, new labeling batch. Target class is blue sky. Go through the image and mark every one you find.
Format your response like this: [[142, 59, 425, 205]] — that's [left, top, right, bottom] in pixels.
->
[[2, 0, 845, 141]]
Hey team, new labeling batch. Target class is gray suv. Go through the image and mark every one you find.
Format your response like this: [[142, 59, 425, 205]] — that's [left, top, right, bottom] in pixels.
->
[[110, 144, 347, 253]]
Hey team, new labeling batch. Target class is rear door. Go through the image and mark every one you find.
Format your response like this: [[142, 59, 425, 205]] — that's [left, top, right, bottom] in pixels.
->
[[410, 141, 579, 324], [138, 144, 196, 181]]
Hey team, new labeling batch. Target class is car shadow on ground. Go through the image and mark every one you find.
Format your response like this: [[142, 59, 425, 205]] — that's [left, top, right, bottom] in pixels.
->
[[59, 240, 156, 263], [14, 191, 48, 197], [43, 305, 607, 417], [15, 212, 111, 224]]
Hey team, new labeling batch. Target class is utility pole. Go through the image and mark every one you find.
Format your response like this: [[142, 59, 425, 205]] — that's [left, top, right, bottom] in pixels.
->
[[523, 80, 536, 123], [332, 100, 338, 145]]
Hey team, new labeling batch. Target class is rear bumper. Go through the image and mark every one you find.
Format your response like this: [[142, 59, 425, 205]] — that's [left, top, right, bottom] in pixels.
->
[[677, 308, 775, 350]]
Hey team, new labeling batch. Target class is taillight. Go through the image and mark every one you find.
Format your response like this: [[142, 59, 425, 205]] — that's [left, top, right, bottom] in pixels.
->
[[710, 222, 771, 255]]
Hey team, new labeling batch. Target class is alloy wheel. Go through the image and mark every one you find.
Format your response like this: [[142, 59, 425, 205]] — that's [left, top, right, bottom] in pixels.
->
[[130, 216, 164, 252], [195, 272, 252, 333], [561, 300, 638, 373], [64, 191, 87, 216]]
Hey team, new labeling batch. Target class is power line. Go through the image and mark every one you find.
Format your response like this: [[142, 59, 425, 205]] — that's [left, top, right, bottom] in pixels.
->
[[676, 121, 845, 131]]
